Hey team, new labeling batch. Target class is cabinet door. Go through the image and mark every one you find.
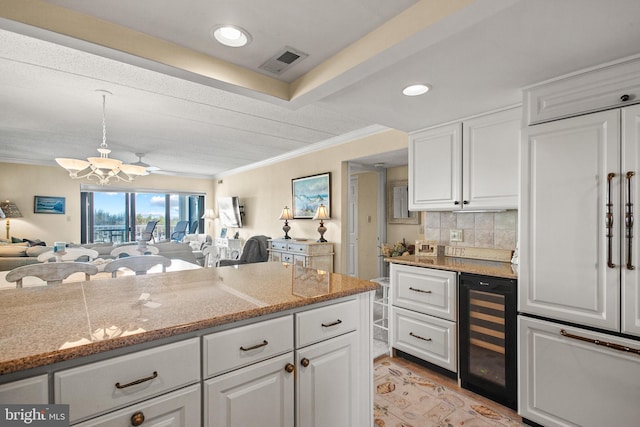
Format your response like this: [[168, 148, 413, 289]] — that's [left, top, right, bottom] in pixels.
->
[[74, 384, 200, 427], [409, 122, 462, 210], [518, 316, 640, 427], [462, 107, 520, 209], [622, 104, 640, 337], [297, 332, 360, 427], [519, 110, 620, 330], [0, 375, 48, 404], [204, 353, 294, 427]]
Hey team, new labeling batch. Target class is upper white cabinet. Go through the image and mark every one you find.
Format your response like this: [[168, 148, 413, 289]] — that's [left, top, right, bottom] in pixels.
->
[[524, 55, 640, 125], [409, 107, 520, 211]]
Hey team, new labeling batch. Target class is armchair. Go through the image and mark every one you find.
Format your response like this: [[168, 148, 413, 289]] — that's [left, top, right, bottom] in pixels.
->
[[218, 235, 270, 267]]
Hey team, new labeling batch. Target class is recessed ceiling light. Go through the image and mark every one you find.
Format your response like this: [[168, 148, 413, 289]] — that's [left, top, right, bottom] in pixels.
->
[[402, 84, 431, 96], [211, 25, 251, 47]]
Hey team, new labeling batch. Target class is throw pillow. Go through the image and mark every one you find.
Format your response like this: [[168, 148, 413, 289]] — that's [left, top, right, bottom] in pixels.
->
[[0, 245, 28, 257], [11, 237, 23, 243]]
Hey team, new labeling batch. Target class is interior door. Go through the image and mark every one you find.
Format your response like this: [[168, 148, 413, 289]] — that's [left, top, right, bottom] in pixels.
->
[[347, 175, 358, 277]]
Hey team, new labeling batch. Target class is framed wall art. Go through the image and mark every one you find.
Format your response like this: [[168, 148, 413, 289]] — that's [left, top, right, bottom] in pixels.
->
[[292, 172, 330, 219], [34, 196, 65, 214]]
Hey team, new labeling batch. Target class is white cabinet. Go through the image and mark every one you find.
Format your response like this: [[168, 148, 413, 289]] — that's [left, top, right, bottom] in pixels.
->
[[74, 384, 201, 427], [409, 107, 520, 211], [518, 316, 640, 427], [524, 55, 640, 125], [296, 332, 359, 427], [55, 338, 200, 424], [0, 375, 48, 404], [204, 353, 294, 427], [268, 239, 334, 272], [203, 294, 372, 427], [520, 105, 640, 333], [390, 263, 457, 372]]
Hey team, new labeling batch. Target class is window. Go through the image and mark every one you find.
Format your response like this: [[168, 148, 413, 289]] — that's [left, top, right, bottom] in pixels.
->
[[81, 190, 204, 244]]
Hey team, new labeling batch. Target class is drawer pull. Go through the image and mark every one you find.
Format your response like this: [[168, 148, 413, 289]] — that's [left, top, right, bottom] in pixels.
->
[[131, 411, 145, 426], [301, 358, 310, 367], [560, 329, 640, 355], [409, 287, 432, 294], [284, 363, 295, 373], [115, 371, 158, 389], [240, 340, 269, 351], [409, 332, 432, 342], [321, 319, 342, 328]]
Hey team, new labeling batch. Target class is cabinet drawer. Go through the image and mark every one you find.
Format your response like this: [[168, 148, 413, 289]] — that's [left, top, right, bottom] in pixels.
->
[[392, 307, 457, 372], [74, 384, 201, 427], [0, 375, 48, 404], [270, 241, 288, 250], [391, 264, 456, 321], [281, 253, 294, 263], [519, 316, 640, 427], [54, 338, 200, 424], [287, 243, 309, 254], [525, 56, 640, 125], [296, 299, 358, 348], [203, 315, 293, 378]]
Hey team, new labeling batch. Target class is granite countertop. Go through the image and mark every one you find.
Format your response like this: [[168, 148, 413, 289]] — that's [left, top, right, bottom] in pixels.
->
[[386, 255, 518, 279], [0, 262, 378, 376]]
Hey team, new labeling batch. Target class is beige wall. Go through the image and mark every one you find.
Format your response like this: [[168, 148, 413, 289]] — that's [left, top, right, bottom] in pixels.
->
[[385, 165, 423, 249], [0, 162, 214, 245], [212, 128, 408, 273]]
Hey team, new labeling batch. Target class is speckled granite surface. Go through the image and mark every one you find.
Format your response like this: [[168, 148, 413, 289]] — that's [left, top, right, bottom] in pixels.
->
[[386, 255, 518, 279], [0, 262, 378, 375]]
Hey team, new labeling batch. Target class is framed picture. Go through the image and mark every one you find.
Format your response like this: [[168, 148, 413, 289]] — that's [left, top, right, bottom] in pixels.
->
[[34, 196, 65, 214], [292, 172, 330, 219], [220, 228, 227, 238], [415, 240, 438, 257]]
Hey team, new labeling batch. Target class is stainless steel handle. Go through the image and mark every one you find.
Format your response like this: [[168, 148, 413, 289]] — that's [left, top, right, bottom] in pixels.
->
[[409, 332, 432, 342], [626, 171, 635, 270], [560, 329, 640, 355], [409, 287, 432, 294], [115, 371, 158, 389], [240, 340, 268, 351], [321, 319, 342, 327], [606, 173, 616, 268]]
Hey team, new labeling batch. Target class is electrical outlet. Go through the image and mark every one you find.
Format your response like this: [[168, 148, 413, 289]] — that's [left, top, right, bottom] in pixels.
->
[[450, 229, 463, 242]]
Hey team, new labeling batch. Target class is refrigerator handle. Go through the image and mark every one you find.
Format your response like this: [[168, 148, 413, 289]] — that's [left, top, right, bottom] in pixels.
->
[[606, 173, 616, 268], [626, 171, 635, 270]]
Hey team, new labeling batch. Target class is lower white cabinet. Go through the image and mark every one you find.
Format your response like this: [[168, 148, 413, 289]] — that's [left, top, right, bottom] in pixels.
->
[[73, 384, 201, 427], [518, 316, 640, 427], [296, 332, 360, 427], [0, 374, 48, 404], [204, 353, 295, 427]]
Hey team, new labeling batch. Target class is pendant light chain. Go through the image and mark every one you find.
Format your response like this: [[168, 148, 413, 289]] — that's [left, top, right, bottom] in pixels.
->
[[100, 93, 108, 154]]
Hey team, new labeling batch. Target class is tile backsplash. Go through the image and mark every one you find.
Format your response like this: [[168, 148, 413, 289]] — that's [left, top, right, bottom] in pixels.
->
[[422, 210, 517, 250]]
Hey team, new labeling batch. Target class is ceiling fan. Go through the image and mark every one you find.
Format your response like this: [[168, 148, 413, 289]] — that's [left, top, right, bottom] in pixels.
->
[[129, 153, 160, 175]]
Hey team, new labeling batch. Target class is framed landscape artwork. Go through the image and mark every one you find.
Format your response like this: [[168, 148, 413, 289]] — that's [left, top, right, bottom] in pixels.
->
[[292, 172, 330, 219], [34, 196, 65, 214]]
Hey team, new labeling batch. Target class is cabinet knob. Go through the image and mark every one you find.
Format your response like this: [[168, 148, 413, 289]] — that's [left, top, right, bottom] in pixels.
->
[[463, 200, 469, 205], [454, 201, 460, 205], [301, 358, 310, 367], [131, 411, 145, 426], [285, 363, 295, 373], [621, 94, 631, 102]]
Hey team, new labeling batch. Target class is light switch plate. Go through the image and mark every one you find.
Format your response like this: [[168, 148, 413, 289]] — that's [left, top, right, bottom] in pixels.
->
[[450, 229, 463, 242]]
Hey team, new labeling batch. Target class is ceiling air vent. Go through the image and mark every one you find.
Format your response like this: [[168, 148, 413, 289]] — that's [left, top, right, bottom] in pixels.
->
[[259, 46, 308, 75]]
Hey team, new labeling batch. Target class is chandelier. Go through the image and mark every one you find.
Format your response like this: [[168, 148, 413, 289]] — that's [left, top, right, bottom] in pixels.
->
[[56, 91, 148, 185]]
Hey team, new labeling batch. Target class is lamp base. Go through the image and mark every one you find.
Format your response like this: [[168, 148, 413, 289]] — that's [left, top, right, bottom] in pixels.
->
[[282, 222, 291, 239], [317, 222, 327, 243]]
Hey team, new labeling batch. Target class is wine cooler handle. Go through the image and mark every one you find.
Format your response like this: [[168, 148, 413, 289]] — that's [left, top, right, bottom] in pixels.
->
[[606, 173, 616, 268], [626, 171, 635, 270]]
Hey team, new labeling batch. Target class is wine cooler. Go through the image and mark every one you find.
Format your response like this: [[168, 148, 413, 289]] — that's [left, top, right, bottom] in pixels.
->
[[459, 273, 517, 409]]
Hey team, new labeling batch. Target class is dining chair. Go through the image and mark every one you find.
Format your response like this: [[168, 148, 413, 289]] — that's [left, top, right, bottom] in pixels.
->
[[103, 255, 172, 277], [6, 262, 99, 288], [201, 244, 215, 267], [37, 247, 100, 263], [110, 245, 159, 258]]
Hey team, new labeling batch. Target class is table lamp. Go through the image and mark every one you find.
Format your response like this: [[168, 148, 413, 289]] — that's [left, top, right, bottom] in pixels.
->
[[279, 206, 293, 239], [312, 204, 330, 242], [0, 200, 22, 239], [201, 208, 217, 234]]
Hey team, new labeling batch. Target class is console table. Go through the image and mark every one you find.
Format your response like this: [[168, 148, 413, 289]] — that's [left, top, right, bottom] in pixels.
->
[[267, 239, 334, 272]]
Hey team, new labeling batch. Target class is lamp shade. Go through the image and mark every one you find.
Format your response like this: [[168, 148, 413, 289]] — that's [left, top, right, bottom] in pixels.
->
[[279, 206, 293, 220], [202, 208, 217, 220], [0, 200, 22, 218], [312, 204, 330, 220]]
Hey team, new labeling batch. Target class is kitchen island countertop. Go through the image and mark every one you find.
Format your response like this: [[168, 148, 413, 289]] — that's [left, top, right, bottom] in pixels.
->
[[0, 262, 378, 376], [386, 255, 518, 279]]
